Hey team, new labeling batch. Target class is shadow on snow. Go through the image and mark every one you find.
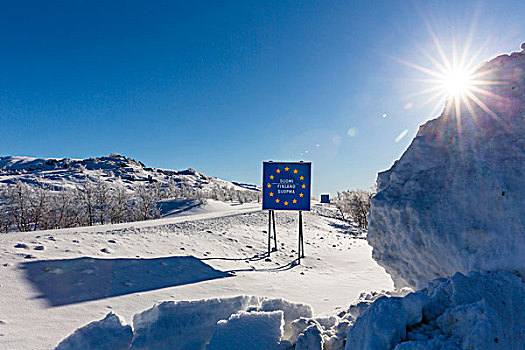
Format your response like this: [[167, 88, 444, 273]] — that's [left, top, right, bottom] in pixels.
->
[[19, 255, 232, 307]]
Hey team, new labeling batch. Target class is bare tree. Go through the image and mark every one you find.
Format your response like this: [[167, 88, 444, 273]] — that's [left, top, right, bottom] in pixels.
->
[[108, 187, 131, 224], [0, 187, 13, 233], [4, 181, 32, 231], [134, 185, 161, 221], [93, 177, 110, 224], [76, 179, 97, 226], [335, 189, 374, 229]]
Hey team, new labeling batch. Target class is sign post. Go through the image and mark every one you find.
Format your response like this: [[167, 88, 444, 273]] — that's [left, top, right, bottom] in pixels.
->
[[262, 161, 311, 263]]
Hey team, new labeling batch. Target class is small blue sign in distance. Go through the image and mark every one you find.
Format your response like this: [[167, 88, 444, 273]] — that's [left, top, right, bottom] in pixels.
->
[[262, 161, 311, 211]]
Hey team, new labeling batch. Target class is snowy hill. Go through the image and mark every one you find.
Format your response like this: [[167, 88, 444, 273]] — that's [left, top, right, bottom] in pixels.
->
[[0, 154, 259, 194]]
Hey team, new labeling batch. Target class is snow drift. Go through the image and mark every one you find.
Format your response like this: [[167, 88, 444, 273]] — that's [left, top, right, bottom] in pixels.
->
[[55, 312, 132, 350], [368, 47, 525, 289]]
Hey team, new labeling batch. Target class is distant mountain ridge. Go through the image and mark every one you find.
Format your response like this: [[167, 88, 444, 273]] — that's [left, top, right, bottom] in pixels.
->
[[0, 154, 259, 193]]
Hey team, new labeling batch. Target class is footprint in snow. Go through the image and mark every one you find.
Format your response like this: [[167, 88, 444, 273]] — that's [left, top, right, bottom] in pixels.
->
[[14, 243, 28, 249], [34, 246, 45, 251], [108, 239, 117, 244], [100, 248, 111, 254]]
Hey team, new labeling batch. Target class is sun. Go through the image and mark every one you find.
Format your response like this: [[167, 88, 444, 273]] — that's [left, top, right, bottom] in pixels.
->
[[396, 31, 505, 123], [441, 68, 473, 98]]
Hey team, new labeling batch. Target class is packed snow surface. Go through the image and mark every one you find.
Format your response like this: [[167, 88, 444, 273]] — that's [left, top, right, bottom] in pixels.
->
[[368, 48, 525, 289], [0, 203, 392, 349]]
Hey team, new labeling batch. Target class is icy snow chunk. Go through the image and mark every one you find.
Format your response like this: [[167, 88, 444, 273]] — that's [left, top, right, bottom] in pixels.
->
[[206, 310, 284, 350], [260, 298, 313, 340], [345, 271, 524, 350], [368, 48, 525, 289], [130, 295, 258, 350], [295, 324, 323, 350], [345, 292, 428, 350], [55, 312, 132, 350]]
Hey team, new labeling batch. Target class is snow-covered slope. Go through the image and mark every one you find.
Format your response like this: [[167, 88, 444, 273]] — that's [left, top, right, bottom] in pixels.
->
[[368, 47, 525, 289], [0, 154, 258, 193]]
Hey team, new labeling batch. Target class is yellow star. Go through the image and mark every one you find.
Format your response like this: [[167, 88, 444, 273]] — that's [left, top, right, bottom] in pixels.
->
[[302, 184, 306, 189], [293, 169, 298, 174], [267, 183, 271, 188], [293, 199, 297, 204], [276, 169, 281, 173], [284, 201, 288, 206], [270, 175, 274, 179], [275, 198, 280, 203], [269, 192, 274, 197], [300, 175, 304, 180], [284, 167, 289, 172], [299, 193, 304, 197]]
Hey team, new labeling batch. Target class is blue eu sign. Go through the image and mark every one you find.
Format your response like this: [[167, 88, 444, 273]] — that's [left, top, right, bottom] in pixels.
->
[[262, 162, 311, 211]]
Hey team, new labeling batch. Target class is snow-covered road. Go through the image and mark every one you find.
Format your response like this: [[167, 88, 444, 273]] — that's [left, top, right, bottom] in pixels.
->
[[0, 202, 392, 349]]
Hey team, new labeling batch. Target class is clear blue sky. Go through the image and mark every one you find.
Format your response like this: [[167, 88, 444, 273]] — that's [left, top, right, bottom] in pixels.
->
[[0, 1, 523, 196]]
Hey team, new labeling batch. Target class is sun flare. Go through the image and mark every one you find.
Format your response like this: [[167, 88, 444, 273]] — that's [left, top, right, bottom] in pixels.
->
[[397, 30, 506, 125], [441, 68, 473, 97]]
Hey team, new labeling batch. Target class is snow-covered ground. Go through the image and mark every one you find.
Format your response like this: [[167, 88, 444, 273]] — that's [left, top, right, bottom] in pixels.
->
[[0, 202, 392, 349]]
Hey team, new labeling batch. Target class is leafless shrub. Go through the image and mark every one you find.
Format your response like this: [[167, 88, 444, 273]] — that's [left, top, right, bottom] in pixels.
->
[[335, 189, 375, 229]]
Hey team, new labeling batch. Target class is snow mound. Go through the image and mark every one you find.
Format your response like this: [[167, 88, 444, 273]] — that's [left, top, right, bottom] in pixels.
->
[[56, 296, 333, 350], [259, 298, 313, 340], [368, 48, 525, 289], [130, 295, 258, 350], [55, 312, 132, 350], [345, 270, 524, 350], [206, 310, 284, 350]]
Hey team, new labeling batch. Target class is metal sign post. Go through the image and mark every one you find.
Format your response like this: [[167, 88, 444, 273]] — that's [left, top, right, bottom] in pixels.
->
[[267, 210, 277, 256], [262, 161, 311, 264], [298, 210, 305, 263]]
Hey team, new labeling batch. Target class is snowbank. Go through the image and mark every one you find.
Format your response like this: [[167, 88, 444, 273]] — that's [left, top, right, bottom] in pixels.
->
[[55, 312, 132, 350], [368, 48, 525, 289], [259, 298, 313, 340], [206, 311, 284, 350], [345, 270, 525, 350], [130, 295, 258, 350], [56, 296, 318, 350]]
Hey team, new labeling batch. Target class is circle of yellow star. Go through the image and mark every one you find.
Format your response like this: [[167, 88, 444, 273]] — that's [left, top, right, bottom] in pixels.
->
[[269, 192, 274, 197], [270, 175, 274, 179], [284, 201, 288, 206], [284, 167, 289, 172], [299, 175, 304, 180], [299, 193, 304, 197], [302, 184, 306, 189], [276, 169, 281, 173], [293, 169, 298, 174], [275, 198, 280, 203], [292, 199, 297, 204], [267, 183, 272, 188]]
